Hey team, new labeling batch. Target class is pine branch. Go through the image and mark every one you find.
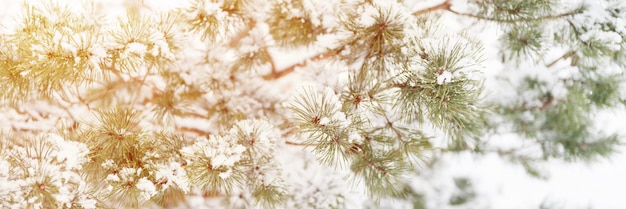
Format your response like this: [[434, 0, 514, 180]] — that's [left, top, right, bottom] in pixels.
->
[[262, 47, 278, 76], [285, 140, 316, 146], [1, 0, 624, 208], [545, 50, 575, 67], [412, 0, 452, 16], [410, 0, 581, 22], [446, 7, 580, 23], [262, 46, 346, 80]]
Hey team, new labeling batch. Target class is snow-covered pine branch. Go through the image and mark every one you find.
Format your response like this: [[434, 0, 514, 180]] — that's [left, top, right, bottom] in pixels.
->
[[0, 0, 624, 208]]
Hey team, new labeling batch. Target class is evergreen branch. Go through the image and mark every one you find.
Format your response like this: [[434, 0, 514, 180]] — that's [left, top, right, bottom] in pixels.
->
[[76, 93, 92, 111], [131, 62, 155, 105], [356, 151, 389, 177], [446, 8, 580, 23], [53, 96, 80, 123], [410, 0, 580, 22], [538, 94, 554, 111], [1, 0, 622, 207], [80, 79, 129, 104], [262, 46, 346, 80], [106, 58, 125, 81], [375, 102, 407, 143], [565, 19, 583, 40], [227, 18, 257, 48], [545, 50, 576, 67], [412, 0, 451, 16], [262, 46, 278, 76], [175, 126, 211, 136], [285, 140, 316, 146]]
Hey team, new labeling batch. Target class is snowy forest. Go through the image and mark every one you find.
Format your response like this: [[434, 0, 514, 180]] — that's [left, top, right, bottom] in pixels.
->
[[0, 0, 625, 208]]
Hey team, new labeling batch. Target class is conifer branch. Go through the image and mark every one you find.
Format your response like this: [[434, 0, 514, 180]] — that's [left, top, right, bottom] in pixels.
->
[[262, 47, 278, 75], [358, 153, 388, 176], [412, 0, 452, 16], [262, 46, 346, 80], [285, 140, 316, 146], [227, 18, 257, 48], [410, 0, 580, 21], [0, 0, 623, 208], [538, 95, 554, 111], [546, 50, 576, 67], [446, 8, 581, 23]]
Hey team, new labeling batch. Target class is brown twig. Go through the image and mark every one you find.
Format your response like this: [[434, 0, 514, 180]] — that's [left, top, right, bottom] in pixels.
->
[[446, 7, 579, 23], [546, 50, 575, 68], [412, 0, 452, 16], [261, 47, 277, 75], [411, 0, 580, 23], [538, 95, 553, 111], [228, 18, 257, 48], [285, 140, 315, 146], [175, 126, 211, 136], [262, 46, 346, 80], [358, 151, 389, 176]]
